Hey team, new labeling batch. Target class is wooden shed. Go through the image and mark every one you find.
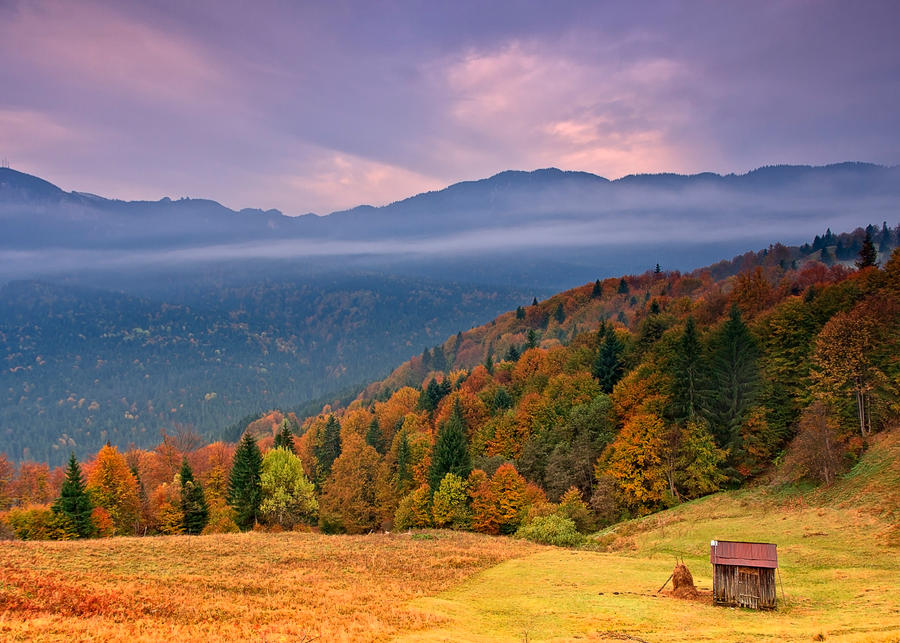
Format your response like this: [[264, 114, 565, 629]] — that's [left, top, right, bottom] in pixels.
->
[[710, 540, 778, 609]]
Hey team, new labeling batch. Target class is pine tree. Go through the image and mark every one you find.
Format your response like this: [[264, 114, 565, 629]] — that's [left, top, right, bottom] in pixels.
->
[[365, 417, 385, 454], [515, 306, 525, 319], [395, 428, 414, 493], [526, 328, 538, 350], [532, 297, 539, 306], [484, 352, 494, 375], [591, 279, 602, 298], [654, 263, 661, 275], [504, 344, 520, 362], [431, 346, 449, 372], [273, 419, 295, 453], [52, 453, 94, 538], [592, 330, 625, 393], [856, 231, 878, 269], [703, 306, 760, 454], [429, 400, 472, 490], [671, 317, 703, 421], [314, 415, 342, 483], [228, 432, 263, 530], [180, 459, 209, 535], [617, 278, 629, 294], [553, 303, 565, 324]]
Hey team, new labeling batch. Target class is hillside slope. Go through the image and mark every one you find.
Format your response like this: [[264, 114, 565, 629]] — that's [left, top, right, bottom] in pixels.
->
[[402, 429, 900, 642]]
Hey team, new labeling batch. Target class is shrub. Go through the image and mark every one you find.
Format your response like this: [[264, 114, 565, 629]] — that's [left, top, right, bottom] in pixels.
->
[[516, 514, 584, 547], [4, 505, 78, 540], [394, 485, 432, 530]]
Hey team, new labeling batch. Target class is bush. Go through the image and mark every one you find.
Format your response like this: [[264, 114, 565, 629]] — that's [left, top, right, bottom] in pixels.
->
[[4, 505, 78, 540], [516, 514, 584, 547]]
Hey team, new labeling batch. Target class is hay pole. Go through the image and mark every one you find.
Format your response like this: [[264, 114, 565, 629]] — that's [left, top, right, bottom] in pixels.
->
[[656, 573, 673, 593]]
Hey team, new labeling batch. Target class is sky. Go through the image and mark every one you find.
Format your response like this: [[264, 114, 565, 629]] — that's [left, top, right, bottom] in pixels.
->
[[1, 0, 898, 214]]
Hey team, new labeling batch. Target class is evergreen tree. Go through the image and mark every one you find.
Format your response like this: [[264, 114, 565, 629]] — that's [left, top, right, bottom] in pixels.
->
[[421, 347, 432, 369], [484, 352, 494, 375], [703, 306, 760, 454], [504, 344, 520, 362], [617, 278, 629, 294], [654, 263, 661, 275], [179, 459, 209, 535], [394, 428, 414, 493], [228, 432, 263, 530], [431, 346, 449, 372], [273, 419, 295, 453], [532, 297, 539, 306], [553, 303, 565, 324], [856, 231, 878, 269], [592, 330, 625, 393], [429, 400, 472, 490], [365, 417, 385, 454], [315, 415, 342, 483], [52, 453, 94, 538], [671, 317, 703, 421], [591, 279, 602, 298], [526, 328, 538, 350], [515, 306, 525, 319]]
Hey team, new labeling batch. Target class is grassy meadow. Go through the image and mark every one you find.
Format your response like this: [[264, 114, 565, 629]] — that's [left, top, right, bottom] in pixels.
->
[[2, 430, 898, 642]]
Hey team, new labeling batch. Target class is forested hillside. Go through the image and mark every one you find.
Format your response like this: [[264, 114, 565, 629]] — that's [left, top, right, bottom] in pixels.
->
[[0, 275, 535, 465], [1, 225, 896, 542]]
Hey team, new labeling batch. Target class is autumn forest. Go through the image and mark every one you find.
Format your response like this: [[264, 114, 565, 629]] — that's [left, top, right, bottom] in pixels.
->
[[2, 224, 897, 545]]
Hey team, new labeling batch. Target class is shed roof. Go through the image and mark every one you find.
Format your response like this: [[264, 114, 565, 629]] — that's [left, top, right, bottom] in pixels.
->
[[710, 540, 777, 568]]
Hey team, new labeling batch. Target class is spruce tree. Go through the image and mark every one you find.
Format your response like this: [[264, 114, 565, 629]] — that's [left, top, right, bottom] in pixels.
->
[[592, 330, 625, 393], [504, 344, 520, 362], [591, 279, 602, 298], [856, 231, 878, 269], [532, 297, 539, 306], [526, 328, 538, 350], [273, 419, 295, 453], [554, 303, 565, 324], [314, 415, 342, 483], [395, 428, 413, 493], [515, 306, 525, 319], [52, 453, 94, 538], [431, 346, 449, 372], [228, 432, 263, 530], [671, 317, 703, 421], [365, 417, 385, 454], [703, 306, 760, 453], [180, 459, 209, 535], [617, 278, 629, 294], [429, 400, 472, 490], [484, 353, 494, 375]]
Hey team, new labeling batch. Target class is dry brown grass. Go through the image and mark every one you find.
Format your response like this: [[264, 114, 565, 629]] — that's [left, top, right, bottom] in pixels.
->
[[0, 530, 540, 641]]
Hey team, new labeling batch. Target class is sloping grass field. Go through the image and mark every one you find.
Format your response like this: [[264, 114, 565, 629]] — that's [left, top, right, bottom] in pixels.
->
[[2, 430, 898, 641]]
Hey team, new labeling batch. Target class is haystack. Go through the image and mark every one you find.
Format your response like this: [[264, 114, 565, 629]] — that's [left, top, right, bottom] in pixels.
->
[[671, 562, 699, 599]]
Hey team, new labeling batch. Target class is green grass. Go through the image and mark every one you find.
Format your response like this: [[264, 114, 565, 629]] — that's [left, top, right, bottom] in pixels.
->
[[400, 430, 900, 642]]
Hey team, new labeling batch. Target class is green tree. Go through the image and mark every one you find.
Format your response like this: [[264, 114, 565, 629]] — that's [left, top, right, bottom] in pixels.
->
[[228, 432, 263, 530], [260, 447, 318, 529], [51, 453, 94, 538], [592, 279, 602, 298], [429, 400, 472, 490], [617, 278, 629, 294], [516, 306, 526, 319], [670, 317, 704, 421], [179, 459, 209, 535], [553, 303, 565, 324], [592, 330, 625, 394], [314, 415, 342, 484], [856, 230, 878, 269], [526, 328, 538, 350], [273, 419, 295, 453], [365, 417, 386, 454], [703, 306, 760, 455], [431, 472, 471, 529]]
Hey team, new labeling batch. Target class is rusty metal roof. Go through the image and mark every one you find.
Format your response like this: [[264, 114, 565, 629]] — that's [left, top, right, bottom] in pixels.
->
[[709, 540, 778, 568]]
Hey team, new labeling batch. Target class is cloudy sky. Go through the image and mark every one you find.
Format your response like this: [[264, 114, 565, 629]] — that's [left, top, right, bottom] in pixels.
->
[[1, 0, 898, 214]]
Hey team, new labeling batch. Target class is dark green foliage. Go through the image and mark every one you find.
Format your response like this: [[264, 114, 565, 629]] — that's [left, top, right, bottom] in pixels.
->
[[394, 428, 414, 493], [431, 346, 449, 372], [429, 400, 472, 490], [592, 331, 625, 393], [505, 344, 521, 362], [592, 279, 602, 298], [856, 231, 878, 268], [315, 415, 342, 483], [419, 377, 451, 414], [228, 432, 262, 530], [526, 328, 538, 350], [515, 306, 525, 319], [179, 459, 209, 535], [703, 306, 760, 454], [273, 419, 295, 453], [670, 317, 703, 421], [51, 453, 94, 538], [654, 263, 662, 274], [617, 278, 629, 294], [484, 352, 494, 374], [532, 297, 539, 306], [554, 303, 565, 324], [492, 386, 513, 412], [365, 417, 385, 454]]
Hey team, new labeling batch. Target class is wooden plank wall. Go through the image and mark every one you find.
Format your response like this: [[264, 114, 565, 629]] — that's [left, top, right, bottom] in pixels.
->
[[713, 564, 777, 609]]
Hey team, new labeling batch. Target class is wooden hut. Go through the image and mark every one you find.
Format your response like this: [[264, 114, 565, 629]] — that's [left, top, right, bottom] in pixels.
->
[[710, 540, 778, 609]]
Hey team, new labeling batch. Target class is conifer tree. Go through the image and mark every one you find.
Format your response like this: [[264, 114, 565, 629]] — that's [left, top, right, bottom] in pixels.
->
[[671, 317, 703, 421], [228, 432, 263, 530], [314, 415, 342, 483], [592, 330, 625, 393], [532, 297, 539, 306], [516, 306, 525, 319], [504, 344, 520, 362], [429, 400, 472, 490], [526, 328, 538, 350], [617, 278, 629, 294], [856, 230, 878, 269], [592, 279, 602, 298], [273, 419, 295, 453], [554, 303, 565, 324], [431, 346, 449, 372], [365, 417, 385, 454], [394, 428, 414, 494], [180, 459, 209, 535], [52, 453, 94, 538], [484, 352, 494, 375]]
